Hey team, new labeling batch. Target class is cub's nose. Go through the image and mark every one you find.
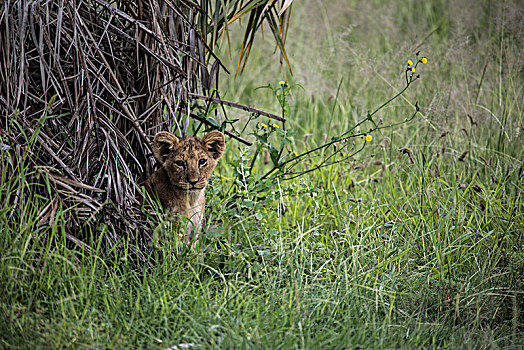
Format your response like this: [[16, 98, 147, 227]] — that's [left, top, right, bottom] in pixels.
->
[[187, 179, 198, 186]]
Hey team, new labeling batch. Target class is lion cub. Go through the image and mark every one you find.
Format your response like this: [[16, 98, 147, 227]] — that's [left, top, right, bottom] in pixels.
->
[[144, 130, 225, 244]]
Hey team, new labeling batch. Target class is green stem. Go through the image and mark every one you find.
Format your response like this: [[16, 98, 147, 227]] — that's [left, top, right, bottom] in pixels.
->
[[260, 80, 416, 181]]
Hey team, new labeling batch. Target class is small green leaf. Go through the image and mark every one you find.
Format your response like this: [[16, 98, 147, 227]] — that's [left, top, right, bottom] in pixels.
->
[[206, 116, 220, 127], [46, 94, 58, 111], [268, 144, 280, 167]]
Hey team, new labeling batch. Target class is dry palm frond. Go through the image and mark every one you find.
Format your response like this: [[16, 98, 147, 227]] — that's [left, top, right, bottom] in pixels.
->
[[0, 0, 290, 254]]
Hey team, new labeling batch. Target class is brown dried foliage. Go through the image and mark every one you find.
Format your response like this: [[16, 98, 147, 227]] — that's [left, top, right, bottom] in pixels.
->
[[0, 0, 289, 252]]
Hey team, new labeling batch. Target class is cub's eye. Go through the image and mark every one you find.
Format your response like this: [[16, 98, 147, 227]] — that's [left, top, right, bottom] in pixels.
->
[[198, 159, 207, 166], [174, 160, 185, 167]]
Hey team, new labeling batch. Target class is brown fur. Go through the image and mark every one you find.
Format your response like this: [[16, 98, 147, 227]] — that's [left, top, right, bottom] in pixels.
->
[[144, 130, 225, 244]]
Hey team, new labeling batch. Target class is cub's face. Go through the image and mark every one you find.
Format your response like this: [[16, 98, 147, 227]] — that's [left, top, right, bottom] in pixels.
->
[[153, 131, 225, 191]]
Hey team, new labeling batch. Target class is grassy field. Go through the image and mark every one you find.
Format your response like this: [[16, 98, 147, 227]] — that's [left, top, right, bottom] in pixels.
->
[[1, 0, 523, 348]]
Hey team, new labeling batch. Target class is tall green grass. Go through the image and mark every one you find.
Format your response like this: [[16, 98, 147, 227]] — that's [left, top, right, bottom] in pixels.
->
[[1, 0, 523, 348]]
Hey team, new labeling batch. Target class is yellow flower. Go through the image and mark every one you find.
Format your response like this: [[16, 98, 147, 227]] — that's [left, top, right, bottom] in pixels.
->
[[411, 67, 415, 72], [278, 81, 286, 85], [421, 57, 428, 64], [407, 59, 413, 66], [293, 150, 298, 157], [260, 123, 268, 128], [263, 207, 267, 213], [365, 134, 373, 142], [272, 124, 279, 129]]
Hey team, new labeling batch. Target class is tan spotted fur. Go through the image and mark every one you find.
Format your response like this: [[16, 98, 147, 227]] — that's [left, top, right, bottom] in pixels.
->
[[144, 130, 225, 244]]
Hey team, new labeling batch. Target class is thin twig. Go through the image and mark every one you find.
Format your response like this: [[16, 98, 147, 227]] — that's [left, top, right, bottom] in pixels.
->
[[188, 92, 286, 122], [190, 112, 252, 146]]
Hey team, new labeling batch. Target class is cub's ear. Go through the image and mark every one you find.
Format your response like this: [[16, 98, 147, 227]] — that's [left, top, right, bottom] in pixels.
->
[[153, 132, 179, 164], [202, 130, 225, 160]]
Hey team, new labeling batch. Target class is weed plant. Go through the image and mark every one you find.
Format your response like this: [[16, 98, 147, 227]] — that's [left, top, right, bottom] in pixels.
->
[[1, 0, 523, 348]]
